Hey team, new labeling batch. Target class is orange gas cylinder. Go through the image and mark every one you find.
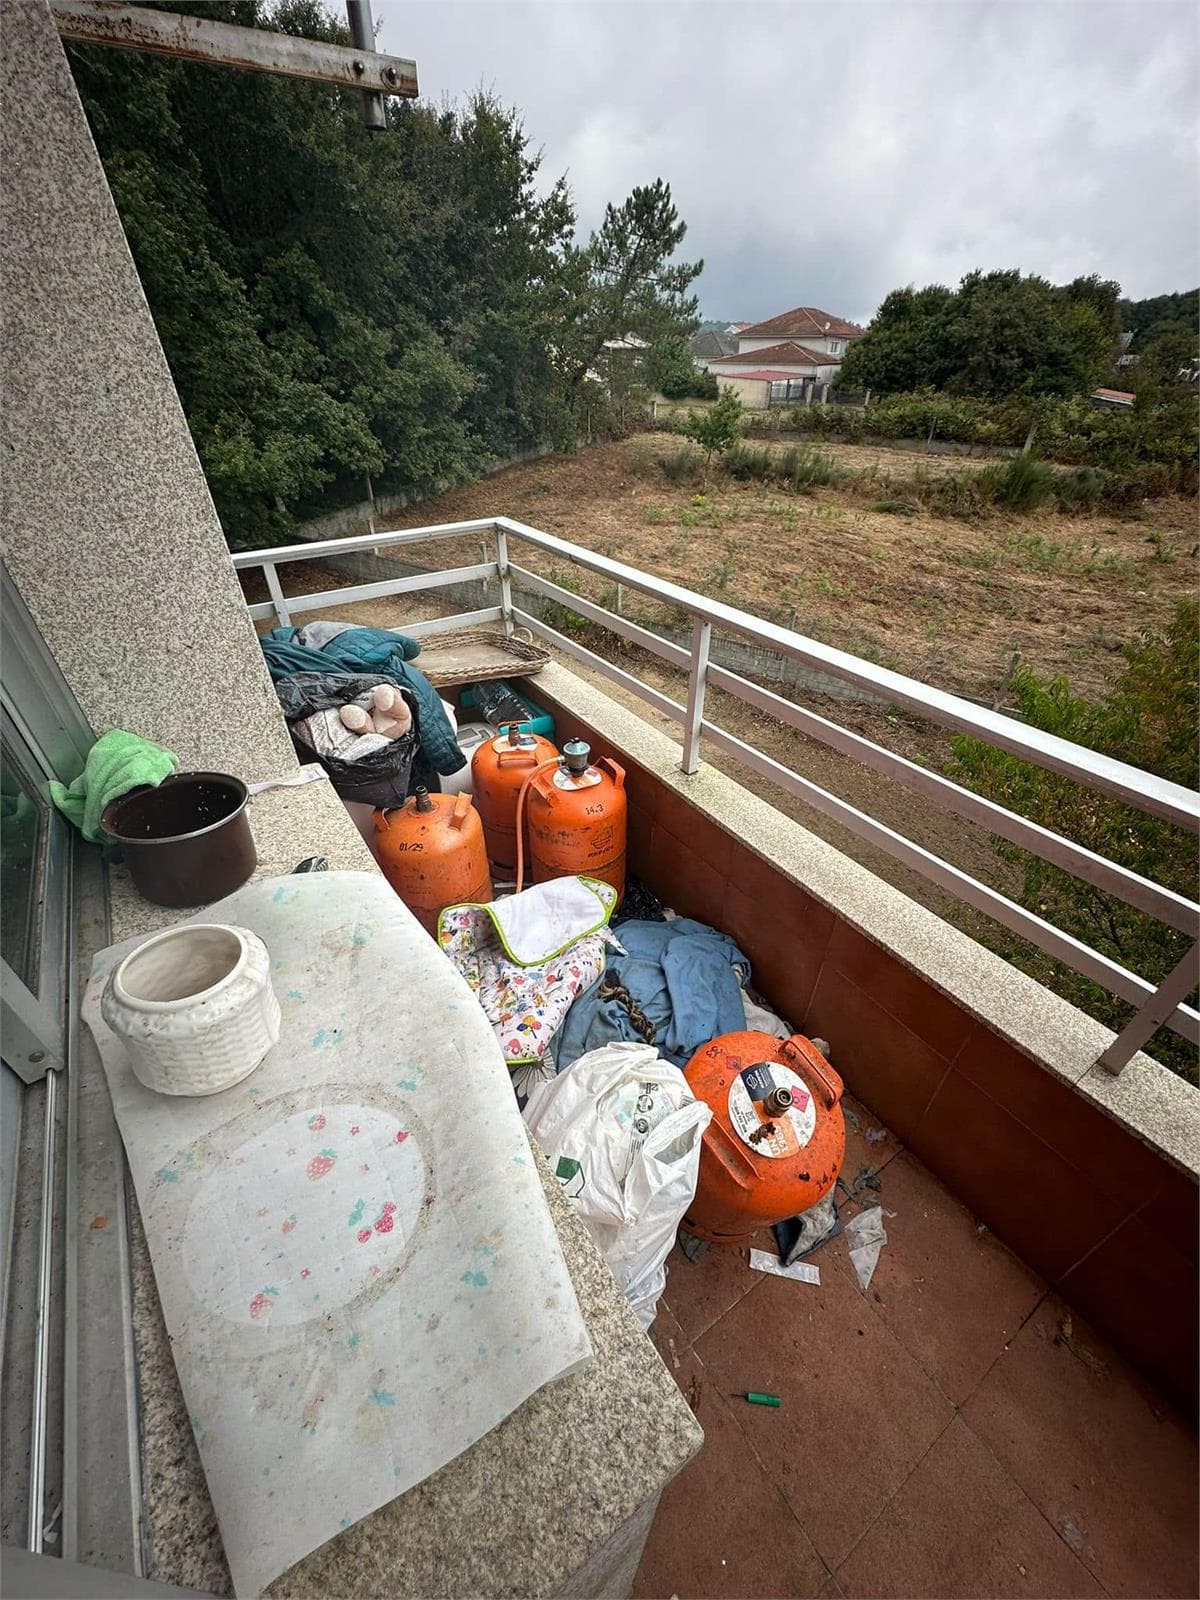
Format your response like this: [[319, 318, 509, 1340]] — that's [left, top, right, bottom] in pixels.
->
[[373, 788, 492, 935], [682, 1032, 845, 1245], [471, 725, 559, 874], [522, 740, 626, 902]]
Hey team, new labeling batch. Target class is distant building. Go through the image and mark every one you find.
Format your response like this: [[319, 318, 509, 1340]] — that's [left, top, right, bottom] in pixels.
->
[[1090, 388, 1135, 410], [733, 305, 864, 361], [689, 329, 740, 369], [702, 305, 864, 406]]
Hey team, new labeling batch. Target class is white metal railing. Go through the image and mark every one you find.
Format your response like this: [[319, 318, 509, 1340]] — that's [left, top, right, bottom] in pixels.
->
[[233, 515, 1200, 1076]]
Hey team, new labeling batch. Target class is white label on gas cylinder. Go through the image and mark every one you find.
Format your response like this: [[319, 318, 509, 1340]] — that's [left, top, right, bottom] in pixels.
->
[[727, 1063, 816, 1158], [551, 765, 603, 790]]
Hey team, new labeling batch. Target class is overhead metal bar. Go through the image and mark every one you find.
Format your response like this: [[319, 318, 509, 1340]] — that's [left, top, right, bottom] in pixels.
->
[[51, 1, 418, 98]]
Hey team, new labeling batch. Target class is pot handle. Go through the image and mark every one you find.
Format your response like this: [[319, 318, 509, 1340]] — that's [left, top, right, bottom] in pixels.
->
[[598, 756, 626, 790], [782, 1034, 843, 1109], [450, 793, 473, 832]]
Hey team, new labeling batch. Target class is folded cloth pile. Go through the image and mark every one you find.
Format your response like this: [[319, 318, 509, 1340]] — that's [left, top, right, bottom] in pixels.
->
[[438, 876, 622, 1103], [260, 623, 464, 778], [557, 917, 750, 1071]]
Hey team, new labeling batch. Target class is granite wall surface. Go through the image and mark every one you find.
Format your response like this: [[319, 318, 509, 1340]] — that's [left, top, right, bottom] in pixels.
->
[[0, 0, 294, 782]]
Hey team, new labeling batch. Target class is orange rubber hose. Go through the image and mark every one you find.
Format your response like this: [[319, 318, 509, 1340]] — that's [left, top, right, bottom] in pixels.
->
[[513, 756, 561, 895]]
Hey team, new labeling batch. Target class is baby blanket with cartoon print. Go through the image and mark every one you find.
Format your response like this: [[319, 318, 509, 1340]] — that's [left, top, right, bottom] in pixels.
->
[[438, 877, 622, 1083]]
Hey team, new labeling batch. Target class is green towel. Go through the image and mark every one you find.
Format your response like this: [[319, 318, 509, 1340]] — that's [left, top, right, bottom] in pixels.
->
[[49, 730, 178, 843]]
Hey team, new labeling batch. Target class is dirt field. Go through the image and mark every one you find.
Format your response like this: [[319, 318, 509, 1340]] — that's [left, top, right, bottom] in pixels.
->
[[364, 433, 1196, 704]]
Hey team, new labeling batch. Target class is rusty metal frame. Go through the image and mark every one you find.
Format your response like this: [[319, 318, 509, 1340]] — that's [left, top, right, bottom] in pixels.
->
[[52, 1, 417, 98]]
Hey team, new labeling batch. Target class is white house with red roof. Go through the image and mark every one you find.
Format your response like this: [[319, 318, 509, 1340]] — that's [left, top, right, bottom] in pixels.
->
[[706, 305, 864, 406]]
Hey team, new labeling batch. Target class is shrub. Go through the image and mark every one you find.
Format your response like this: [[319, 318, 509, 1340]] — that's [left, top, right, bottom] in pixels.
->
[[978, 454, 1058, 511], [658, 444, 703, 485], [949, 599, 1199, 1083], [779, 445, 842, 489], [867, 499, 917, 516], [1053, 467, 1105, 511], [722, 442, 776, 481], [683, 390, 744, 468], [780, 388, 1196, 498]]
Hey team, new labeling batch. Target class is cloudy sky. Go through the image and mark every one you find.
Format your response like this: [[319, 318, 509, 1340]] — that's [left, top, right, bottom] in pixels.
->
[[374, 0, 1199, 326]]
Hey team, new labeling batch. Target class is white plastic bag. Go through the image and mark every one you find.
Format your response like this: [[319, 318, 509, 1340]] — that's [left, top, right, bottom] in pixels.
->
[[524, 1042, 712, 1328]]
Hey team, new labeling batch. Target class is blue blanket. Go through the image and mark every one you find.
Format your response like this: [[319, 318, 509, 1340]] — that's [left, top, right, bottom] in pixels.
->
[[261, 626, 465, 775], [557, 918, 750, 1070]]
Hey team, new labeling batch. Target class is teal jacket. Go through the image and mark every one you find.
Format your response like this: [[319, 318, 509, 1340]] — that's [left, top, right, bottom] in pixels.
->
[[261, 627, 465, 775]]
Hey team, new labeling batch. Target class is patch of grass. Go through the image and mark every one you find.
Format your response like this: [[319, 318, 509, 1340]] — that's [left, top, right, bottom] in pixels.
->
[[767, 501, 800, 530], [1001, 529, 1068, 572], [641, 504, 668, 525], [1146, 529, 1176, 563], [867, 498, 917, 516], [813, 568, 852, 599], [679, 507, 702, 529], [1000, 530, 1134, 578], [709, 555, 737, 590]]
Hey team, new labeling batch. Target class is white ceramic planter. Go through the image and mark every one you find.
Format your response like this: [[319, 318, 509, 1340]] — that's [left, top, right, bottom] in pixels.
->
[[101, 924, 280, 1097]]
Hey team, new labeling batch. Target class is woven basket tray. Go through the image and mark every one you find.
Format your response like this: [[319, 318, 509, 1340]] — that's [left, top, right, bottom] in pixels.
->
[[416, 627, 550, 687]]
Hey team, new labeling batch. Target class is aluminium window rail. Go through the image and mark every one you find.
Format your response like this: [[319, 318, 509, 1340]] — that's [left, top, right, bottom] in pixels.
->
[[233, 516, 1200, 1075]]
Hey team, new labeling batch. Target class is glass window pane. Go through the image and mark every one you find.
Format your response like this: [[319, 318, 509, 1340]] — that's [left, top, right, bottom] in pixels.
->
[[0, 738, 48, 993]]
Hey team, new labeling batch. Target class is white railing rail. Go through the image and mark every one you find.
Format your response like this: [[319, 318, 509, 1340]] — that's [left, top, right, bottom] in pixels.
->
[[232, 516, 1200, 1076]]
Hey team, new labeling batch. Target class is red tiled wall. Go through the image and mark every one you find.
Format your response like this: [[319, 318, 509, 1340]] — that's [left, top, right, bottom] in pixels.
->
[[534, 686, 1200, 1414]]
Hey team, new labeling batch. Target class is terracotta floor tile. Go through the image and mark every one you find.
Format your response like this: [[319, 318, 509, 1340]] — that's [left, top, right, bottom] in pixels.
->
[[857, 1152, 1046, 1404], [663, 1233, 764, 1345], [694, 1267, 954, 1569], [633, 1335, 829, 1599], [837, 1417, 1104, 1599], [963, 1295, 1200, 1598]]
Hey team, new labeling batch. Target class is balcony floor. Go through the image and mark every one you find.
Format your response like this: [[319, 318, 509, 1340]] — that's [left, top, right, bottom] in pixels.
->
[[634, 1094, 1199, 1600]]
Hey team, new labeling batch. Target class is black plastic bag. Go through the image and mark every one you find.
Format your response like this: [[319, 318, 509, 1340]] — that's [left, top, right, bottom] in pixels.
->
[[273, 673, 419, 809]]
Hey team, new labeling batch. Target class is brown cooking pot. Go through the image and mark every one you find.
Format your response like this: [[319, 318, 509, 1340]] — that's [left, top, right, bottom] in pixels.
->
[[101, 771, 256, 909]]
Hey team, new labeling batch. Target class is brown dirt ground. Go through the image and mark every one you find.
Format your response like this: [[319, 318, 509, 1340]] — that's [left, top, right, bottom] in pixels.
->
[[352, 433, 1198, 704]]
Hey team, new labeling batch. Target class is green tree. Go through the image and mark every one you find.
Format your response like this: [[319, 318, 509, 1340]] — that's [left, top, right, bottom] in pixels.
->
[[839, 285, 955, 393], [1135, 322, 1200, 396], [1117, 288, 1200, 339], [646, 334, 715, 399], [842, 270, 1116, 399], [684, 389, 743, 473], [949, 600, 1199, 1083], [68, 1, 703, 542], [557, 179, 702, 391]]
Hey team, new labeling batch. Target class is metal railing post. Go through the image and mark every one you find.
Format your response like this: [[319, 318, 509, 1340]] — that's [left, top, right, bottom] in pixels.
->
[[1096, 943, 1200, 1075], [494, 525, 514, 637], [262, 562, 291, 628], [681, 617, 711, 776]]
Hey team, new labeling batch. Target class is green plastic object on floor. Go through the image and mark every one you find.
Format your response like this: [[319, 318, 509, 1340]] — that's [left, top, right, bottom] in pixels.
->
[[49, 729, 178, 843]]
